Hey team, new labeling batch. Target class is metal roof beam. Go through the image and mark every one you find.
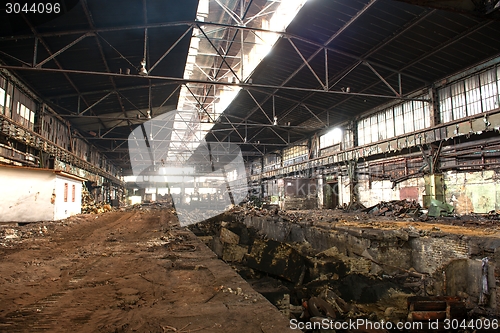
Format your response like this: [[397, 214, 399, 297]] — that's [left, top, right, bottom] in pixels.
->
[[47, 82, 177, 99], [0, 65, 430, 101], [20, 14, 110, 134]]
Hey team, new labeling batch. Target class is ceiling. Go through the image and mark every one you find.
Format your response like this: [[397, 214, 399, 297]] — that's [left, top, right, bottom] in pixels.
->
[[1, 0, 500, 174]]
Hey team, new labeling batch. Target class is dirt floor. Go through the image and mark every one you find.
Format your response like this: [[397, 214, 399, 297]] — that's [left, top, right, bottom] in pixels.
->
[[0, 208, 295, 333]]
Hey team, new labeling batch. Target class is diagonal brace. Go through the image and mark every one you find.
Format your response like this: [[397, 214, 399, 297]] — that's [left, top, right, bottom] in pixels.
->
[[364, 61, 400, 97], [79, 91, 113, 115], [36, 33, 93, 68], [288, 38, 326, 90]]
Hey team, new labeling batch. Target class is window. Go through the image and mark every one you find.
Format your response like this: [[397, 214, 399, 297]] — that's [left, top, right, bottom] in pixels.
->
[[320, 128, 342, 149], [394, 105, 404, 136], [283, 140, 307, 166], [465, 75, 482, 116], [403, 101, 414, 133], [423, 101, 431, 128], [480, 69, 498, 112], [385, 108, 394, 138], [413, 101, 425, 131], [451, 81, 466, 120], [439, 86, 452, 123], [357, 120, 365, 146], [64, 183, 68, 202], [362, 117, 371, 145], [370, 114, 378, 143], [377, 112, 386, 140], [72, 184, 76, 202], [438, 66, 500, 123], [343, 129, 353, 149]]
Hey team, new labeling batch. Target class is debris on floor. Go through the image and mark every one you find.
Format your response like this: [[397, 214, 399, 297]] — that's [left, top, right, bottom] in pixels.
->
[[81, 188, 113, 214], [407, 296, 466, 321], [428, 198, 454, 218], [363, 199, 422, 218]]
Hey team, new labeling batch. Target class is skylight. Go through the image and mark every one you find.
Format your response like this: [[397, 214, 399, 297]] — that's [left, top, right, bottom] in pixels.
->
[[171, 0, 308, 156]]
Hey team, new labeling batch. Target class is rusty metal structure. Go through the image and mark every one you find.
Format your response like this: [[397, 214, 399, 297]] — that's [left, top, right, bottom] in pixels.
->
[[0, 0, 500, 209]]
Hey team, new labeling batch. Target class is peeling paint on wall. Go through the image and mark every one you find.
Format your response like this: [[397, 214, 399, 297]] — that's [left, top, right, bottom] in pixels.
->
[[445, 170, 500, 214]]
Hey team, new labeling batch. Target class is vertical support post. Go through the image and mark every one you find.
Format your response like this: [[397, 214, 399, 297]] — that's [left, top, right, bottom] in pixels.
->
[[260, 156, 264, 200], [429, 86, 439, 127], [352, 119, 358, 147], [32, 37, 38, 67], [398, 72, 402, 96], [324, 48, 328, 91], [240, 0, 244, 80]]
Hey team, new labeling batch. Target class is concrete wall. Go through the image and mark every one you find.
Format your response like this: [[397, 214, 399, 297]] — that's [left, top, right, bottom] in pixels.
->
[[54, 175, 82, 220], [241, 215, 500, 315], [0, 166, 82, 222], [0, 167, 55, 222], [322, 169, 499, 214]]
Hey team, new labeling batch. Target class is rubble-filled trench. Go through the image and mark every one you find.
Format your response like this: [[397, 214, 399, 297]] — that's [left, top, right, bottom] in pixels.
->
[[189, 205, 500, 332]]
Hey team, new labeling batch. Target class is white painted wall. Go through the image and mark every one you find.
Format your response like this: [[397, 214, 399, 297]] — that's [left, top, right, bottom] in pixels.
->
[[357, 176, 425, 208], [54, 175, 82, 220], [0, 167, 55, 222], [0, 167, 83, 222]]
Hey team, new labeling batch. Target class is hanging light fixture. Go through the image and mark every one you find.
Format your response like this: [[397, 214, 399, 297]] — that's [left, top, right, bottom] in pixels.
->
[[139, 58, 148, 75]]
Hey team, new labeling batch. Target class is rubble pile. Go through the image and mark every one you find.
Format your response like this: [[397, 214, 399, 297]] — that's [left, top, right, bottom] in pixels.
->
[[189, 219, 425, 327], [81, 189, 112, 214], [363, 199, 422, 218], [0, 215, 88, 247]]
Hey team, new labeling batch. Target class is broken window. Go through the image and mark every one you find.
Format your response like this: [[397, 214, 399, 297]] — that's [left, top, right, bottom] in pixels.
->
[[394, 105, 404, 136], [357, 120, 365, 146], [480, 68, 498, 112], [413, 100, 425, 131], [283, 140, 307, 166], [439, 86, 452, 123], [385, 107, 395, 138], [319, 128, 342, 149], [403, 101, 414, 133], [378, 112, 387, 141], [343, 128, 354, 149], [370, 114, 378, 143], [465, 75, 482, 116], [438, 66, 500, 123]]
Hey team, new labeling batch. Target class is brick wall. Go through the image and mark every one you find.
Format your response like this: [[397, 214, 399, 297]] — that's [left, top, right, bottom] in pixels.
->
[[410, 236, 469, 273]]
